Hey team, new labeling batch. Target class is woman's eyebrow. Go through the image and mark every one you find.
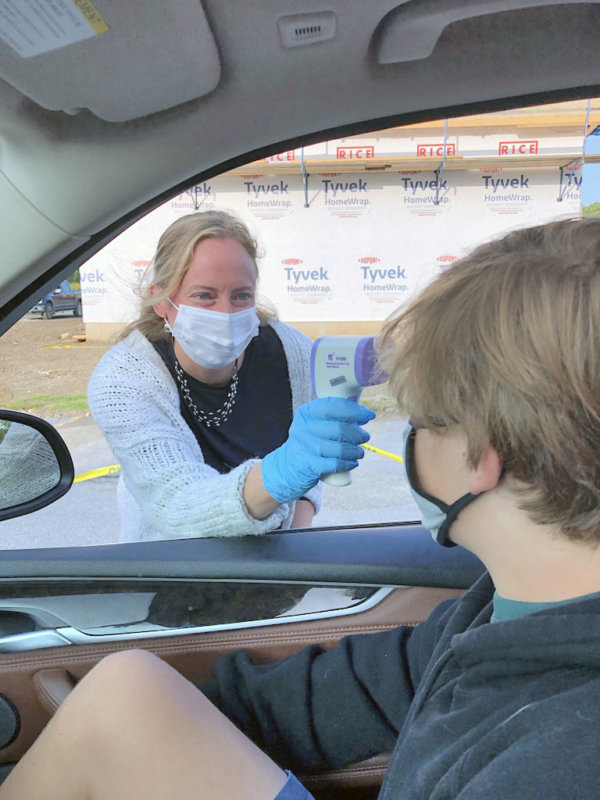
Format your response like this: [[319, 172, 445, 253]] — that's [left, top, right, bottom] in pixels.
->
[[186, 283, 255, 292]]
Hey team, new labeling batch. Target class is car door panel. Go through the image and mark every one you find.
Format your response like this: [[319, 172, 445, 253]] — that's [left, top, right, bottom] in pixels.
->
[[0, 581, 391, 649], [0, 583, 463, 794], [0, 526, 483, 586], [0, 525, 483, 797]]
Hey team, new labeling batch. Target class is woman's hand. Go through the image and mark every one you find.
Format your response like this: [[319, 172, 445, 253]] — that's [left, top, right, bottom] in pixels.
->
[[261, 397, 375, 504]]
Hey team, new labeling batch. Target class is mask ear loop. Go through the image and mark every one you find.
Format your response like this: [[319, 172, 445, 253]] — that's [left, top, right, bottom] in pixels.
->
[[435, 493, 479, 548], [406, 424, 480, 548], [160, 294, 178, 337]]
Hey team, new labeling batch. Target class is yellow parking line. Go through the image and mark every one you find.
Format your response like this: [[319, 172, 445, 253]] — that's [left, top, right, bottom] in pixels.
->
[[40, 344, 107, 349], [74, 464, 121, 483], [75, 446, 403, 483]]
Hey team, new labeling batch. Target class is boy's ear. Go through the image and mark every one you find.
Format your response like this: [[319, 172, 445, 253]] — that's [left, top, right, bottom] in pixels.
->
[[469, 445, 503, 494]]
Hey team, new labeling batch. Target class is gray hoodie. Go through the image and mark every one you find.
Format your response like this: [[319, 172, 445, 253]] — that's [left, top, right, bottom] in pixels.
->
[[203, 572, 600, 799]]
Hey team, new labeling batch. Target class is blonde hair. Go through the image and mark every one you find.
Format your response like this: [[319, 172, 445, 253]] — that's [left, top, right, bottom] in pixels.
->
[[121, 210, 277, 341], [379, 217, 600, 542]]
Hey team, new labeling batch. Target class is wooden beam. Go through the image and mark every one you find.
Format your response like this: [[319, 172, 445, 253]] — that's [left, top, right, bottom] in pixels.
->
[[228, 153, 600, 176]]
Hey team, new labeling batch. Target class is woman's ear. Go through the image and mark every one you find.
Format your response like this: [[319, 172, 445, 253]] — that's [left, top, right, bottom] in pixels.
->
[[469, 445, 503, 494], [149, 285, 168, 319]]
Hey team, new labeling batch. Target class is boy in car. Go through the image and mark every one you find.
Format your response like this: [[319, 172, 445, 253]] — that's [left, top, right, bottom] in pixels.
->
[[3, 216, 600, 799]]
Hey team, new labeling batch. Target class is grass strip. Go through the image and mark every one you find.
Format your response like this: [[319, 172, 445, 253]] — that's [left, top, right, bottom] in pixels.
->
[[2, 394, 89, 416]]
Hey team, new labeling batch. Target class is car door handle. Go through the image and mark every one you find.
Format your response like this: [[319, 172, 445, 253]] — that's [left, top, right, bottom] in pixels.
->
[[33, 668, 76, 715], [375, 0, 600, 63], [0, 629, 72, 653]]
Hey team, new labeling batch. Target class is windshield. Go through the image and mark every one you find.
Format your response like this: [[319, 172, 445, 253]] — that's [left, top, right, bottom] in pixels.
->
[[0, 98, 597, 548]]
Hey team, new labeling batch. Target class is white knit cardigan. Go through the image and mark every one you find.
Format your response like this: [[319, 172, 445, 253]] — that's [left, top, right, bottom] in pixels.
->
[[88, 322, 322, 541]]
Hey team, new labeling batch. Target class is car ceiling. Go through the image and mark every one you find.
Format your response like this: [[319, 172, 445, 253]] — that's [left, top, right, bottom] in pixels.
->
[[1, 0, 600, 333]]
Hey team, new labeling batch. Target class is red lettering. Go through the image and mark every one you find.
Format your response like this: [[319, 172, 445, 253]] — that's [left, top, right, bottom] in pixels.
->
[[498, 140, 538, 156], [266, 150, 296, 163], [417, 143, 456, 157], [336, 146, 375, 159]]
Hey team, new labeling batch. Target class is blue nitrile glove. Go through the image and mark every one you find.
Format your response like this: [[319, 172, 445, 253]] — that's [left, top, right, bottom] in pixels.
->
[[261, 397, 376, 504]]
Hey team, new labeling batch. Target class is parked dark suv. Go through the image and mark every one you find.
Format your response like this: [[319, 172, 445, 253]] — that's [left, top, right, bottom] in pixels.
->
[[30, 280, 82, 319]]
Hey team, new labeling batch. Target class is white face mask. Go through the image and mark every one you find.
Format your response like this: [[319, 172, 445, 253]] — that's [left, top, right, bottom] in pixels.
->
[[166, 300, 260, 369]]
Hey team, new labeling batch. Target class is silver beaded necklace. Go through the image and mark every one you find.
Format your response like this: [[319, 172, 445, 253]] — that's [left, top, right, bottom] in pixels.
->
[[173, 358, 239, 428]]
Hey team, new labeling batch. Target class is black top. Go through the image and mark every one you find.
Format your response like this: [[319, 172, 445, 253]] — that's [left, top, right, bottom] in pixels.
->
[[153, 325, 293, 473]]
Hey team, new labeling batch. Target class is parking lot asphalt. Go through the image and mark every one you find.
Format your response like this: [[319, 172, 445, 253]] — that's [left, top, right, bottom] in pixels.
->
[[0, 415, 418, 549]]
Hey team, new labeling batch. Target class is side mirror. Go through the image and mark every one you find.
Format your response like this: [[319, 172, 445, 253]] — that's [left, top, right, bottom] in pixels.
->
[[53, 288, 61, 294], [0, 410, 74, 521]]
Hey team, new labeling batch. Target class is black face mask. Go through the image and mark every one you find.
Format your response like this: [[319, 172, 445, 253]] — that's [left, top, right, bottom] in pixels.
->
[[403, 424, 480, 548]]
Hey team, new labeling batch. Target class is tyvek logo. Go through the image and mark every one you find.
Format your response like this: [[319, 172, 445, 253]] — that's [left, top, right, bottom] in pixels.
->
[[482, 173, 532, 207], [322, 178, 368, 196], [361, 265, 407, 282], [244, 179, 292, 211], [322, 177, 370, 209], [284, 259, 331, 296], [401, 177, 447, 194], [482, 175, 530, 191], [244, 180, 289, 196], [360, 261, 409, 296], [401, 175, 450, 207], [131, 259, 150, 279], [189, 182, 212, 195], [285, 266, 329, 283]]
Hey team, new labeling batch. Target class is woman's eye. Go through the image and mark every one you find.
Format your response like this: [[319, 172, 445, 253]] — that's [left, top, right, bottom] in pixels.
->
[[236, 293, 253, 302]]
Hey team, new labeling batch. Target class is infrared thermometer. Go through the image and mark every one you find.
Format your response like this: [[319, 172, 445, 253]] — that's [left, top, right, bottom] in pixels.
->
[[310, 335, 385, 486]]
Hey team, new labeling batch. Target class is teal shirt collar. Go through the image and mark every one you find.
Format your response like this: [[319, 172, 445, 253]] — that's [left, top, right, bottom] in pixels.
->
[[492, 589, 600, 622]]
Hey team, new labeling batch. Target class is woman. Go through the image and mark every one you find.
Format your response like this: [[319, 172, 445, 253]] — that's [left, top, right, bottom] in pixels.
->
[[88, 210, 373, 540]]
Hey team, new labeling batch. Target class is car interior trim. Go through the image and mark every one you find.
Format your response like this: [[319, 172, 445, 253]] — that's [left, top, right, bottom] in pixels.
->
[[0, 526, 485, 587], [374, 0, 600, 63], [0, 587, 398, 653]]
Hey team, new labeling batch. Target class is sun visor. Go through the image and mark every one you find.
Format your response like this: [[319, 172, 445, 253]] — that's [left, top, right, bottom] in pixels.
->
[[0, 0, 221, 122]]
